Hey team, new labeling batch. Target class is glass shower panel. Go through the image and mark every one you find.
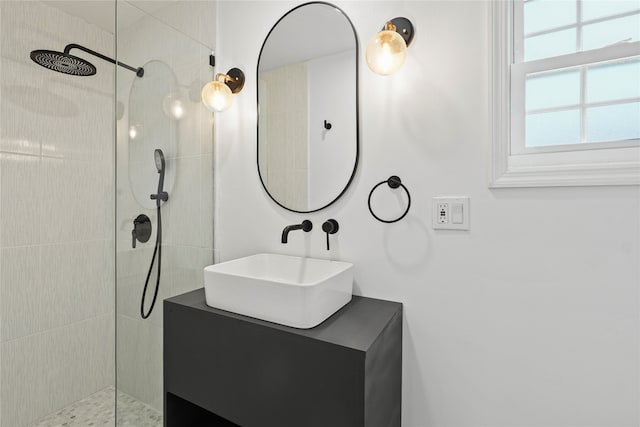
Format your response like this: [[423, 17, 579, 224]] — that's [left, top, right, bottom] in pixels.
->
[[115, 2, 214, 425]]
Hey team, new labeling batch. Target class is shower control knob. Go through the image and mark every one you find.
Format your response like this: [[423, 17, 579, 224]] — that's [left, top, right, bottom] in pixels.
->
[[132, 214, 152, 249]]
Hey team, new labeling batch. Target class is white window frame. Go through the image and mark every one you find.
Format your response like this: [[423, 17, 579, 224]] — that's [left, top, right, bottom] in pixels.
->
[[489, 0, 640, 188]]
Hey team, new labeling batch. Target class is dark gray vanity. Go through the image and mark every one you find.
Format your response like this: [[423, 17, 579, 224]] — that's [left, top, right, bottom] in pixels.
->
[[164, 289, 402, 427]]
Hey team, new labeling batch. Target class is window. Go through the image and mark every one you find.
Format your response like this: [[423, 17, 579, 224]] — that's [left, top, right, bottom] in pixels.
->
[[490, 0, 640, 187]]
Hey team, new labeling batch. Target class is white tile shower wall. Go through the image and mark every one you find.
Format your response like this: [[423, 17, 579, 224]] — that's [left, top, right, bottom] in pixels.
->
[[215, 1, 640, 426], [128, 0, 217, 50], [1, 315, 114, 427], [260, 62, 308, 209], [0, 2, 115, 426], [116, 1, 216, 412]]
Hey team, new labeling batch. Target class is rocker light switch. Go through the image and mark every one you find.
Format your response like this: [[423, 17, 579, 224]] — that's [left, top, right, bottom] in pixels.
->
[[451, 203, 463, 224], [432, 197, 469, 230]]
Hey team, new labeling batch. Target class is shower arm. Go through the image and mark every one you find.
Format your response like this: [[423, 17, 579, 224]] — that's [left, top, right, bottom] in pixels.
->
[[63, 44, 144, 77]]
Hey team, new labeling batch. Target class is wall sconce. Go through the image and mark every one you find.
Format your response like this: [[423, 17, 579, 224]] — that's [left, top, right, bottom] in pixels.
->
[[201, 68, 245, 113], [365, 17, 414, 75]]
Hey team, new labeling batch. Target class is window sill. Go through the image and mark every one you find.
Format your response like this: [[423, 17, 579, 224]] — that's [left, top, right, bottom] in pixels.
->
[[490, 159, 640, 188]]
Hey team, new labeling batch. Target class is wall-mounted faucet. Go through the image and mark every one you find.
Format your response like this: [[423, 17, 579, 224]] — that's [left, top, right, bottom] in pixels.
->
[[281, 220, 312, 243], [322, 219, 339, 250]]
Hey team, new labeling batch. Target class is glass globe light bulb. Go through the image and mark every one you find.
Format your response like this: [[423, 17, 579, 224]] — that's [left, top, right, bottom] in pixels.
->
[[365, 25, 407, 76], [201, 78, 233, 112]]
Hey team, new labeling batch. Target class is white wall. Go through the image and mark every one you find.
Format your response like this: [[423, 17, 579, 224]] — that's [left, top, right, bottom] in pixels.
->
[[215, 1, 639, 426]]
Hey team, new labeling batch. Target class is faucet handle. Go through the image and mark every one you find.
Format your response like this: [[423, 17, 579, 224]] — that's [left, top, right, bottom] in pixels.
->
[[321, 219, 339, 251]]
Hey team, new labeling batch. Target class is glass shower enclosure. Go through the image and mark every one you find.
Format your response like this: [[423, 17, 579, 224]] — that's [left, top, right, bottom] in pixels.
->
[[0, 1, 214, 425], [115, 2, 215, 425]]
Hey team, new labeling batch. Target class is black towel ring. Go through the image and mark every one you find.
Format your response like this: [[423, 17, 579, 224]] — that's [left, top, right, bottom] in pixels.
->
[[367, 175, 411, 223]]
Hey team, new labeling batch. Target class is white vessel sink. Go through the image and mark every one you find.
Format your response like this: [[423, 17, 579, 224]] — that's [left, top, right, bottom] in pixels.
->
[[203, 253, 353, 329]]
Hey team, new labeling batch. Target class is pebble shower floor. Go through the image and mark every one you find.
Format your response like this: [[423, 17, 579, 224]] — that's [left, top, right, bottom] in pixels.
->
[[30, 387, 162, 427]]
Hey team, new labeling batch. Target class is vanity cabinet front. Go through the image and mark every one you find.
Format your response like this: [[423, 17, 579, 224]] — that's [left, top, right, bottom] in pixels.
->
[[164, 289, 402, 427]]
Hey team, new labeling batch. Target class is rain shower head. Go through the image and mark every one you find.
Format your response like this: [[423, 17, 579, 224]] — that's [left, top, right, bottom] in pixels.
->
[[30, 43, 143, 77], [30, 49, 97, 76]]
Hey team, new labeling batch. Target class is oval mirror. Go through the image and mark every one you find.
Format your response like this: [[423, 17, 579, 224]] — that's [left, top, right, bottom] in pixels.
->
[[257, 2, 358, 213]]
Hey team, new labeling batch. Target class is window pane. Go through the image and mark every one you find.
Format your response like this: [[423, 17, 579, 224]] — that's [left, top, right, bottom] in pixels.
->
[[526, 69, 580, 111], [586, 58, 640, 103], [586, 102, 640, 142], [582, 13, 640, 51], [524, 28, 577, 61], [526, 109, 581, 147], [524, 0, 576, 34], [583, 0, 640, 22]]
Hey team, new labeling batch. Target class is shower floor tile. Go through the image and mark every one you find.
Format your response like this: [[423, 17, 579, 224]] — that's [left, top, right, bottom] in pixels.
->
[[31, 386, 162, 427], [115, 391, 163, 427]]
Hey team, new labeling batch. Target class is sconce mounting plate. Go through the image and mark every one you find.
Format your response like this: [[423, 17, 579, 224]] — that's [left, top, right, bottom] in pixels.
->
[[387, 17, 414, 47], [226, 68, 245, 94]]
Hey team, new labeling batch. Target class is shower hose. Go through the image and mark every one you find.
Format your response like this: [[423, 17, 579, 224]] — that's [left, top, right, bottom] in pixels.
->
[[140, 205, 162, 319]]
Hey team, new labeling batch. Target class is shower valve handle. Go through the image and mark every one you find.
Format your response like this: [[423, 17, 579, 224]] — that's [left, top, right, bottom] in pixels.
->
[[131, 214, 152, 249]]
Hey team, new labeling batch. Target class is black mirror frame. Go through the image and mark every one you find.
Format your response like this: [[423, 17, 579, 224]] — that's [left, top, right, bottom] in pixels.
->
[[256, 1, 360, 214]]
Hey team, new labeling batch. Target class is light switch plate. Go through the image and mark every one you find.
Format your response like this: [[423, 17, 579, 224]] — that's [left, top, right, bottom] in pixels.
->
[[432, 197, 470, 230]]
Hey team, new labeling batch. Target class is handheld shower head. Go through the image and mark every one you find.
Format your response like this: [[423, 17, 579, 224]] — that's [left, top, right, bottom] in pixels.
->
[[151, 149, 168, 207], [154, 149, 165, 174]]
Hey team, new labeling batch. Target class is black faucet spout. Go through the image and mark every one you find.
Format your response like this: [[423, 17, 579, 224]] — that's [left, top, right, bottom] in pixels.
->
[[281, 220, 313, 243]]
